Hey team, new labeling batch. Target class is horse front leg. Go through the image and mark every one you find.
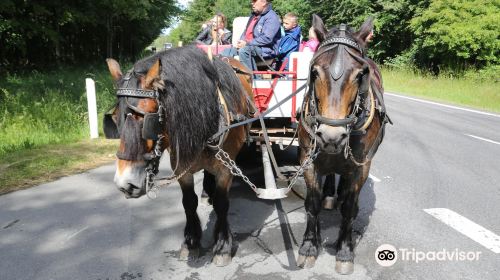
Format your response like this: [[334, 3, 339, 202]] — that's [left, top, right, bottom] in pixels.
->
[[178, 173, 202, 261], [297, 164, 323, 268], [323, 174, 336, 210], [211, 168, 233, 266], [335, 163, 370, 275]]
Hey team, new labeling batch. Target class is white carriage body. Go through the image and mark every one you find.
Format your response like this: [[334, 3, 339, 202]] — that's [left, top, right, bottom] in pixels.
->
[[252, 52, 313, 119]]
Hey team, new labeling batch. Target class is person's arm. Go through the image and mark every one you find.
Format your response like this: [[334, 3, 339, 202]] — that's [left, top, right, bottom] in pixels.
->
[[221, 31, 232, 45], [195, 27, 210, 45], [278, 35, 300, 56], [248, 16, 280, 47]]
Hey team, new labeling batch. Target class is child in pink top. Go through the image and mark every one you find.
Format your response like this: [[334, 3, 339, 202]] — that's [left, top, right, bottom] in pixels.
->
[[299, 27, 319, 52]]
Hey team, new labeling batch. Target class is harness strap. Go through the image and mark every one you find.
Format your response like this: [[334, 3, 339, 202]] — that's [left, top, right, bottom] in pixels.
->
[[217, 87, 231, 126], [354, 84, 376, 132], [209, 83, 307, 141]]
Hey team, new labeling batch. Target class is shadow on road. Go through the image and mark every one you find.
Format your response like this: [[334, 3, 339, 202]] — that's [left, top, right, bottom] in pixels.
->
[[0, 143, 377, 279]]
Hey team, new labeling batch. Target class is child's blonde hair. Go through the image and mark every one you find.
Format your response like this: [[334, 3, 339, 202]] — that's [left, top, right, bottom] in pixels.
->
[[283, 13, 298, 25]]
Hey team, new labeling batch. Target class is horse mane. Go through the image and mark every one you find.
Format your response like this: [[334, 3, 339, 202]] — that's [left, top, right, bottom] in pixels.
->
[[132, 46, 246, 168]]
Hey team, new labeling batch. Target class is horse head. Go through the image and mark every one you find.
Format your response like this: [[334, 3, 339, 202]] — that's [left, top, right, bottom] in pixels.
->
[[306, 15, 374, 154], [105, 58, 166, 198]]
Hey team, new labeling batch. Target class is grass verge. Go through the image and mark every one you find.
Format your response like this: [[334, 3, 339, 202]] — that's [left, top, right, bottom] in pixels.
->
[[382, 68, 500, 113], [0, 138, 118, 195]]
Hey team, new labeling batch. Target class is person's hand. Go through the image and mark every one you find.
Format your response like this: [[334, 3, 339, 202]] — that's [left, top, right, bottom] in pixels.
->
[[366, 30, 374, 43], [236, 40, 247, 49]]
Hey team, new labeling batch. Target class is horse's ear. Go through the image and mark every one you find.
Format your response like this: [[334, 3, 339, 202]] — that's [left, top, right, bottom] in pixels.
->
[[106, 58, 122, 82], [145, 59, 161, 89], [312, 14, 327, 43], [354, 16, 374, 46]]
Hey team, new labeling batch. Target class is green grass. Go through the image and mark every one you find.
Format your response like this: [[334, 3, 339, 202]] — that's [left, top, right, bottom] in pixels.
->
[[0, 65, 123, 194], [0, 65, 118, 156], [382, 67, 500, 113], [0, 139, 118, 194]]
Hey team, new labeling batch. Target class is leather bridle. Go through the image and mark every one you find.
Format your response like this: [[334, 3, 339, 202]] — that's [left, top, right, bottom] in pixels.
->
[[303, 25, 371, 130]]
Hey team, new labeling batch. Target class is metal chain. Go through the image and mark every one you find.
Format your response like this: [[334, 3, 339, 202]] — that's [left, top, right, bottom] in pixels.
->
[[284, 137, 319, 191], [214, 136, 319, 197], [146, 163, 193, 199], [215, 148, 259, 193]]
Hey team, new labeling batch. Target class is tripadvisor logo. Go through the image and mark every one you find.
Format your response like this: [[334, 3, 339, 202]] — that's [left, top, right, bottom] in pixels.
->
[[375, 244, 482, 266], [375, 244, 398, 267]]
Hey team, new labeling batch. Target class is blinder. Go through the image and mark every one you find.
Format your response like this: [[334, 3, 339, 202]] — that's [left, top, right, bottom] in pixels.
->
[[103, 113, 120, 139], [142, 112, 163, 140], [103, 106, 163, 141]]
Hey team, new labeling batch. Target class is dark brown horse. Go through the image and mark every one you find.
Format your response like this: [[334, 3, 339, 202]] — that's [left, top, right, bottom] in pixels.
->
[[105, 46, 253, 266], [297, 15, 390, 274]]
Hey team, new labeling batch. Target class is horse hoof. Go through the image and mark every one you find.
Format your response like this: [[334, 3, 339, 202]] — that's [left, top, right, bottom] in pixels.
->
[[323, 196, 334, 210], [179, 244, 199, 261], [212, 254, 231, 266], [297, 255, 317, 268], [335, 260, 354, 275]]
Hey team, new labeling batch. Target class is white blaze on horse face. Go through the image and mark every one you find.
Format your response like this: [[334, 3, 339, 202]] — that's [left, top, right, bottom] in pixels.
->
[[113, 160, 146, 189]]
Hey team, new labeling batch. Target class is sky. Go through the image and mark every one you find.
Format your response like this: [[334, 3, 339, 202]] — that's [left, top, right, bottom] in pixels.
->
[[162, 0, 192, 35]]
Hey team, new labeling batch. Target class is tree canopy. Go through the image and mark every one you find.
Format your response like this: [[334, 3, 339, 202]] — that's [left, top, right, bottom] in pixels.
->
[[411, 0, 500, 70], [1, 0, 498, 73], [168, 0, 498, 73], [0, 0, 180, 70]]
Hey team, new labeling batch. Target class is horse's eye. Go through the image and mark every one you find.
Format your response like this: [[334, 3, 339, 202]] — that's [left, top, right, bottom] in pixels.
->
[[356, 70, 365, 81], [311, 68, 318, 78]]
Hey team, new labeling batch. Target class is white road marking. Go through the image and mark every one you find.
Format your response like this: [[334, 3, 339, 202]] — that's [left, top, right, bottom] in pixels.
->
[[465, 134, 500, 146], [386, 93, 500, 118], [65, 226, 88, 242], [369, 174, 381, 182], [424, 208, 500, 253]]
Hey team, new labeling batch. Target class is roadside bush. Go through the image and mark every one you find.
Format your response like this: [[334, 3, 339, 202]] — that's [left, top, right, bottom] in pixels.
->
[[411, 0, 500, 71]]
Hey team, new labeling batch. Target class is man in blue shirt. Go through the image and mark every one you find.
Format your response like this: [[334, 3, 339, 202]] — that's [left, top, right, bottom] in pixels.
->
[[220, 0, 281, 72]]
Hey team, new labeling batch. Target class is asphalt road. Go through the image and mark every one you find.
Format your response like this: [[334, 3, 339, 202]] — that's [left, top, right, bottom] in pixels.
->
[[1, 93, 499, 280]]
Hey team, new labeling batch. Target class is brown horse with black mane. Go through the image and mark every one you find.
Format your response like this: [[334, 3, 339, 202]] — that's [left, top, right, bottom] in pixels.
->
[[296, 15, 390, 274], [104, 46, 252, 266]]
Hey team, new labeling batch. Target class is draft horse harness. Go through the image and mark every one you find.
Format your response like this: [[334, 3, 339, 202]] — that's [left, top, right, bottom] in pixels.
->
[[103, 70, 190, 198], [300, 24, 392, 166], [105, 29, 391, 198]]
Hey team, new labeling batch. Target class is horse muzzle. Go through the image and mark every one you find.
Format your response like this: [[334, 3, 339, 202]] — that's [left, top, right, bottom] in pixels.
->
[[118, 183, 146, 199], [114, 161, 147, 199], [316, 124, 348, 154]]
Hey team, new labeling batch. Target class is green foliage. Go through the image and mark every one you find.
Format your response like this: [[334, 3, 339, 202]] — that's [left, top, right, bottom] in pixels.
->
[[169, 0, 216, 45], [0, 66, 117, 156], [411, 0, 500, 70], [215, 0, 251, 30], [272, 0, 312, 33], [168, 0, 250, 45], [371, 0, 430, 61], [310, 0, 373, 28], [308, 0, 430, 62], [0, 0, 180, 70]]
